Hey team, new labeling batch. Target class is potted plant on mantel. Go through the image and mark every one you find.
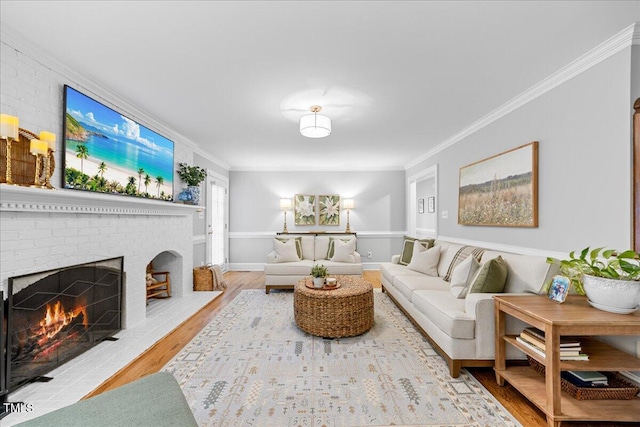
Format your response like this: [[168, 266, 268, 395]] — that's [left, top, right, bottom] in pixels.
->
[[176, 163, 207, 205], [310, 264, 328, 289], [547, 247, 640, 314]]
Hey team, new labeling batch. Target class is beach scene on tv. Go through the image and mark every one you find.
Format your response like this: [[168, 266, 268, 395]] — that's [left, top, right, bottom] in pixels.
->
[[63, 86, 174, 201]]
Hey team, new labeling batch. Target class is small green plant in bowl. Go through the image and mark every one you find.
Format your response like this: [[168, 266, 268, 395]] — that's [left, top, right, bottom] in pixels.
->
[[547, 247, 640, 313], [311, 264, 328, 278]]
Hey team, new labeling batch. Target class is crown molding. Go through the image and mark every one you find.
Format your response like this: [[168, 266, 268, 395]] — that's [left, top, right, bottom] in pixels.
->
[[0, 23, 230, 172], [230, 164, 405, 172], [405, 22, 640, 170]]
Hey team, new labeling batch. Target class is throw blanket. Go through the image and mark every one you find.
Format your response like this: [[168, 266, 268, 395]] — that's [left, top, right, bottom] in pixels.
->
[[210, 265, 227, 291]]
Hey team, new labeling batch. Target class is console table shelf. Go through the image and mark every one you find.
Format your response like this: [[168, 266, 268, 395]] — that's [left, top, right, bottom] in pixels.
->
[[494, 295, 640, 427]]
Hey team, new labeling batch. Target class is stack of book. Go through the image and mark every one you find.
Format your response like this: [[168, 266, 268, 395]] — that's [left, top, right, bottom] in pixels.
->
[[516, 327, 589, 361], [562, 371, 609, 387]]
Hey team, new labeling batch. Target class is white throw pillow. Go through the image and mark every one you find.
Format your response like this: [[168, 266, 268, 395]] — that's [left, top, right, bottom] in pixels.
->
[[273, 238, 300, 263], [406, 242, 440, 276], [330, 238, 356, 263], [449, 255, 481, 298]]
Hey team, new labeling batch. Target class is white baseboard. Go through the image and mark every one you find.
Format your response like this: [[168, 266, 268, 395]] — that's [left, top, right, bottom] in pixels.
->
[[228, 263, 265, 271]]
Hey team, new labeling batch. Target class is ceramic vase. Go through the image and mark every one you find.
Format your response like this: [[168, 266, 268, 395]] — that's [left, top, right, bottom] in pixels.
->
[[313, 277, 325, 288], [583, 274, 640, 313]]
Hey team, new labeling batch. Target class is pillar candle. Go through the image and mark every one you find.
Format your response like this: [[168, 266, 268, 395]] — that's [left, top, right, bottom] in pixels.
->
[[39, 131, 57, 151], [0, 114, 19, 140], [30, 139, 48, 155]]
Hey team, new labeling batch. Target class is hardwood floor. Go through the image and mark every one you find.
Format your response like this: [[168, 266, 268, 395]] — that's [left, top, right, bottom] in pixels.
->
[[85, 271, 638, 427]]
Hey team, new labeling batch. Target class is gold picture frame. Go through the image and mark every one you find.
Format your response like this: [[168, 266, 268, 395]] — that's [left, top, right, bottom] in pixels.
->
[[458, 141, 538, 227], [294, 194, 316, 225], [319, 194, 340, 226]]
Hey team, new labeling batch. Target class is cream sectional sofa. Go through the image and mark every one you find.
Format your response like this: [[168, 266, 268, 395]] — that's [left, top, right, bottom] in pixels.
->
[[380, 239, 557, 377], [265, 234, 363, 293]]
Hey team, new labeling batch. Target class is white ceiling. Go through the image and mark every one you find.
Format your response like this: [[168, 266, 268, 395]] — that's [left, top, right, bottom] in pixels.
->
[[1, 1, 638, 171]]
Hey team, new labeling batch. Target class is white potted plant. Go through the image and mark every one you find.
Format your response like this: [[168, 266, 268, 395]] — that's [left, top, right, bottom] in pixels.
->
[[547, 247, 640, 313], [176, 163, 207, 205], [310, 264, 328, 288]]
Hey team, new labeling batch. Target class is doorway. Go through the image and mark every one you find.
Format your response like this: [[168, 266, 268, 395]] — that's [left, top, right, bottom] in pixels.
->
[[407, 164, 438, 238], [206, 172, 229, 271]]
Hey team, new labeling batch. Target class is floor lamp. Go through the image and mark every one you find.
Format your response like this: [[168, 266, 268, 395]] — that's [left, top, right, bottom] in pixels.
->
[[280, 198, 292, 233], [343, 199, 354, 233]]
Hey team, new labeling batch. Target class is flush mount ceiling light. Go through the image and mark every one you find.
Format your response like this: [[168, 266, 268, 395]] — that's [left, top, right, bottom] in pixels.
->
[[299, 105, 331, 138]]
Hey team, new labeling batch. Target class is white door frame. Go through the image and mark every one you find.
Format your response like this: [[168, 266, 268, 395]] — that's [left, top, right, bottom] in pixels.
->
[[406, 164, 438, 238], [205, 169, 229, 271]]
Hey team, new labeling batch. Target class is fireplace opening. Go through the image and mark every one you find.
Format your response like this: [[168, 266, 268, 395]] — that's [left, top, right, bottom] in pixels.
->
[[2, 257, 123, 399]]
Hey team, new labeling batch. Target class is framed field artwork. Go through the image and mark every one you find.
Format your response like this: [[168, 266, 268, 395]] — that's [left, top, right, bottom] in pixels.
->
[[458, 141, 538, 227], [319, 194, 340, 225], [294, 194, 316, 225]]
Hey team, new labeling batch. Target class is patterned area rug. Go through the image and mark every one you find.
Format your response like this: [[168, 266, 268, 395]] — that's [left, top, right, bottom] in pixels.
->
[[163, 290, 521, 427]]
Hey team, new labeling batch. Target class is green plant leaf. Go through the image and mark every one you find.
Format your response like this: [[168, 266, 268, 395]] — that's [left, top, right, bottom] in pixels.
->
[[617, 250, 638, 260], [589, 247, 604, 262]]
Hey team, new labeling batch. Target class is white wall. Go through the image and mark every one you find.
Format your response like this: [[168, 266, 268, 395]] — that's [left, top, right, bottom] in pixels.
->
[[228, 170, 406, 268], [407, 47, 634, 253]]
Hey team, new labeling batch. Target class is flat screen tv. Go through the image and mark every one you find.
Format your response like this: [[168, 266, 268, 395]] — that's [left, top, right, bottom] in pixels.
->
[[62, 85, 174, 201]]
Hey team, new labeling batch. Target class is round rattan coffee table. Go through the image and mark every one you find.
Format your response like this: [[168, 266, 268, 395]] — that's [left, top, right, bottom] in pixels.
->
[[294, 275, 374, 338]]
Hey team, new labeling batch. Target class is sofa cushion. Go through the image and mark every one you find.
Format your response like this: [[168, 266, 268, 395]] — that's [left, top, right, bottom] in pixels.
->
[[331, 238, 356, 263], [412, 290, 475, 339], [273, 238, 301, 262], [276, 236, 302, 259], [435, 241, 467, 277], [380, 262, 424, 285], [406, 243, 440, 276], [399, 236, 435, 266], [442, 245, 485, 282], [327, 236, 354, 259], [392, 274, 448, 302], [322, 260, 363, 275], [450, 255, 481, 298], [481, 250, 555, 294], [469, 255, 508, 294], [264, 259, 314, 275]]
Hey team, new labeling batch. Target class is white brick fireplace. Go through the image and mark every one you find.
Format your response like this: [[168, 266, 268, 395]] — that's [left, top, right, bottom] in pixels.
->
[[1, 185, 199, 328]]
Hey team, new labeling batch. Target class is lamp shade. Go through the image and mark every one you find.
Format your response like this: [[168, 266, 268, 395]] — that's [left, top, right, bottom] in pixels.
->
[[279, 198, 292, 210], [300, 113, 331, 138], [342, 199, 354, 210], [0, 114, 19, 140]]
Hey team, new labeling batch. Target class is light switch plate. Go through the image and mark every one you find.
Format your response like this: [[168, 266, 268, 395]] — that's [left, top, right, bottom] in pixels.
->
[[441, 210, 448, 219]]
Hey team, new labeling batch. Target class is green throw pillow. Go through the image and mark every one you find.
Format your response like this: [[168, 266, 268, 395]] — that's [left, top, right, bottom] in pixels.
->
[[399, 236, 435, 266], [276, 237, 302, 259], [468, 256, 508, 294], [326, 237, 353, 259]]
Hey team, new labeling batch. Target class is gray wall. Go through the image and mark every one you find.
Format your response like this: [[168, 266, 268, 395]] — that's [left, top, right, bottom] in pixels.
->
[[407, 47, 634, 253], [228, 170, 406, 267]]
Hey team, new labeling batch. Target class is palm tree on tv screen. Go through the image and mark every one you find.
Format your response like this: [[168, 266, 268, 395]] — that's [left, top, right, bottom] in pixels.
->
[[144, 174, 151, 195], [156, 176, 164, 198], [75, 144, 89, 174], [98, 161, 107, 179], [137, 167, 145, 194]]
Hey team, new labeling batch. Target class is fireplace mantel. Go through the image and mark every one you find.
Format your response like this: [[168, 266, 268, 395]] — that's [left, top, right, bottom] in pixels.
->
[[0, 185, 202, 216]]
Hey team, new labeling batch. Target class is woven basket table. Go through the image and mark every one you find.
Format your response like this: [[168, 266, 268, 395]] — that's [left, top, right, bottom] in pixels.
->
[[294, 276, 374, 338]]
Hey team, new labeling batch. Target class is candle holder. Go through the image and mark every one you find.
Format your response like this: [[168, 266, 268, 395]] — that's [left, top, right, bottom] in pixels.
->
[[1, 136, 18, 185], [30, 152, 45, 188], [43, 149, 55, 189]]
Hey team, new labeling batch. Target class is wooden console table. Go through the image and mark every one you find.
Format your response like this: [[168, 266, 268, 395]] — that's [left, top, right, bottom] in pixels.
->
[[494, 295, 640, 427]]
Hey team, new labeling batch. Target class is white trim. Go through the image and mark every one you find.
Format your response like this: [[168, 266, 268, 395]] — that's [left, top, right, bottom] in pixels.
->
[[437, 235, 569, 260], [193, 235, 206, 245], [405, 22, 640, 170], [1, 23, 229, 171], [362, 262, 381, 271], [230, 165, 405, 172], [228, 263, 265, 271], [228, 231, 406, 239], [0, 185, 200, 216]]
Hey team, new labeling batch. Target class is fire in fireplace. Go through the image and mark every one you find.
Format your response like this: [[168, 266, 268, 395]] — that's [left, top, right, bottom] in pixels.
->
[[1, 257, 123, 402]]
